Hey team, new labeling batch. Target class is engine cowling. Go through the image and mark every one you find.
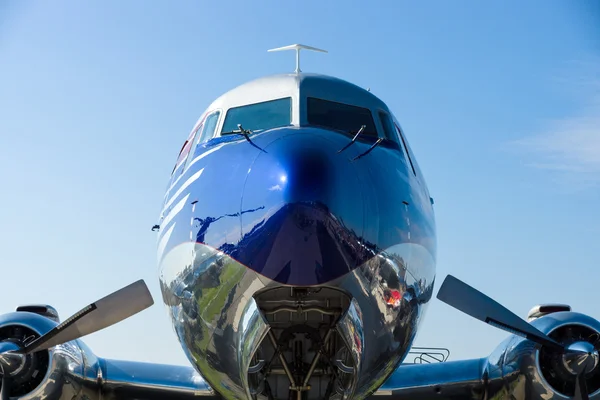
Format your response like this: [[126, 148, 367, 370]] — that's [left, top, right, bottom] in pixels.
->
[[0, 311, 87, 400], [486, 311, 600, 399]]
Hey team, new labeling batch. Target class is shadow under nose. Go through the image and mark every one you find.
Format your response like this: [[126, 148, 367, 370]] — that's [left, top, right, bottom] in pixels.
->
[[282, 138, 332, 203], [234, 130, 367, 285]]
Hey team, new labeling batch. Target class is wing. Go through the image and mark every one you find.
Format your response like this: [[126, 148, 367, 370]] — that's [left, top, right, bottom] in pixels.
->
[[0, 280, 219, 400], [0, 309, 219, 400], [99, 358, 484, 400], [4, 275, 600, 400], [95, 359, 218, 399], [369, 274, 600, 400], [373, 358, 487, 400]]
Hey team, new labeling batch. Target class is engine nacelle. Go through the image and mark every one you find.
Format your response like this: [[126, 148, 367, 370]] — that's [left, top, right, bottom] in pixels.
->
[[0, 311, 91, 400], [0, 310, 214, 400], [486, 311, 600, 399]]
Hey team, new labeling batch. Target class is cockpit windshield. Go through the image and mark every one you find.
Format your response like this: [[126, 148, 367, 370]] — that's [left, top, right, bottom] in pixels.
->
[[221, 97, 292, 134], [307, 97, 378, 136]]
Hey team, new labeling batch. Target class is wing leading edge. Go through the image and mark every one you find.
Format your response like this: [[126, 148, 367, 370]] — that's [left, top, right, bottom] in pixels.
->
[[373, 358, 487, 400], [95, 359, 219, 399], [93, 357, 486, 400]]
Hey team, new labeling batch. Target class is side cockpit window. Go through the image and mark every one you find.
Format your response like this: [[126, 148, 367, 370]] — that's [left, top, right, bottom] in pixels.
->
[[394, 123, 417, 177], [201, 112, 221, 142], [170, 110, 222, 178], [171, 129, 197, 175], [185, 111, 221, 169], [379, 112, 399, 142], [307, 97, 377, 136], [221, 97, 292, 134]]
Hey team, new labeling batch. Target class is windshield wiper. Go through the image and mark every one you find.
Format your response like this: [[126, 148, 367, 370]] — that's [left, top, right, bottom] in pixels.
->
[[352, 137, 384, 161], [221, 124, 266, 153], [337, 125, 366, 154]]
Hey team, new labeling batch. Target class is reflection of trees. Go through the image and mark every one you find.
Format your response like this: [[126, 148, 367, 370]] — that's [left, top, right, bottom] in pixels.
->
[[229, 201, 368, 283], [194, 206, 265, 243], [214, 324, 237, 375], [417, 277, 435, 304]]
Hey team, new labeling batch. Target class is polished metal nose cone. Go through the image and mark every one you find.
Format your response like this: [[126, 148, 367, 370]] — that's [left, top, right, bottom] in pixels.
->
[[0, 341, 26, 376], [562, 341, 599, 375]]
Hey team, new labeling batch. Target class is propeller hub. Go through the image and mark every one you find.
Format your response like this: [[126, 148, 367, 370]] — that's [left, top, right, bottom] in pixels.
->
[[562, 341, 599, 375], [0, 341, 26, 377]]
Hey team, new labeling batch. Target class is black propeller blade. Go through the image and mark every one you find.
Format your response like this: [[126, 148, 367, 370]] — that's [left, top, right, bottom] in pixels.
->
[[437, 275, 564, 351], [15, 279, 154, 355], [0, 376, 10, 400], [575, 371, 589, 400]]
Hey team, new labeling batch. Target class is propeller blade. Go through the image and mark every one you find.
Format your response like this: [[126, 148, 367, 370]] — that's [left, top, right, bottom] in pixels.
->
[[18, 280, 153, 354], [437, 275, 564, 350], [574, 371, 589, 400], [0, 376, 11, 400]]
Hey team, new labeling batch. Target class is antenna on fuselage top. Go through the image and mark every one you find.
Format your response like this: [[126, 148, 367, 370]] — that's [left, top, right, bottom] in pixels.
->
[[267, 44, 328, 74]]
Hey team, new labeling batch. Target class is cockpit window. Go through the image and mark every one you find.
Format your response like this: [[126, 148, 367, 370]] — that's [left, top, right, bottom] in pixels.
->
[[307, 97, 378, 136], [184, 110, 221, 170], [198, 111, 221, 144], [395, 123, 417, 176], [172, 130, 197, 175], [221, 97, 292, 134], [379, 111, 398, 141]]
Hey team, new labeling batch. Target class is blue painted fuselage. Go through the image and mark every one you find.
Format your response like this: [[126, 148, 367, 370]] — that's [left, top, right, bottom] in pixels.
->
[[159, 126, 434, 285], [156, 73, 437, 399]]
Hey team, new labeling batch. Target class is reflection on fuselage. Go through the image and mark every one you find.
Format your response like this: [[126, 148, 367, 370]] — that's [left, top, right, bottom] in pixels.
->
[[157, 126, 435, 399], [193, 206, 266, 245], [157, 74, 436, 400]]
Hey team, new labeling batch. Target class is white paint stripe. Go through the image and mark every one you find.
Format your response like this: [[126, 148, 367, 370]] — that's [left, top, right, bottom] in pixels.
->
[[161, 193, 190, 231], [157, 222, 176, 262], [162, 168, 204, 214], [164, 143, 227, 199]]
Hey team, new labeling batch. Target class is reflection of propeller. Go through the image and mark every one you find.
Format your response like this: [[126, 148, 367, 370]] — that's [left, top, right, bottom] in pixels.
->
[[0, 280, 153, 398], [437, 275, 598, 399]]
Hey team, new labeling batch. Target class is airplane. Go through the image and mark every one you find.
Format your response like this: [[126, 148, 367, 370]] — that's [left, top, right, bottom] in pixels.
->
[[0, 44, 599, 400]]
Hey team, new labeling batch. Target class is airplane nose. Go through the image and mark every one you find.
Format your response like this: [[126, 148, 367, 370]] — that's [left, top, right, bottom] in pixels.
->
[[283, 139, 331, 202], [236, 129, 366, 285]]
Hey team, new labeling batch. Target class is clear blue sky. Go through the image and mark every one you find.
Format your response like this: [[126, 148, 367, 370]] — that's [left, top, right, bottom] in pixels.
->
[[1, 1, 599, 366]]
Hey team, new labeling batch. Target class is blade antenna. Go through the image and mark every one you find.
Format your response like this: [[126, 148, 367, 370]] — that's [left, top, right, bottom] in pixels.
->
[[267, 44, 328, 74]]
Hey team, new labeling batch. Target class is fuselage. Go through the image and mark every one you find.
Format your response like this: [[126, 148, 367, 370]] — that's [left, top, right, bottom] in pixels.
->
[[156, 73, 436, 400]]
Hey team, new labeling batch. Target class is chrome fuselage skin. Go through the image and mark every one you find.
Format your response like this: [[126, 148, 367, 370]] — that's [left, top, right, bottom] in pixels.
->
[[157, 123, 436, 399]]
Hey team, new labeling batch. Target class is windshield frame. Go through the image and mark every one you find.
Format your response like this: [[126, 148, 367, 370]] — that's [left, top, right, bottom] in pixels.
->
[[220, 97, 293, 136], [305, 97, 380, 138]]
